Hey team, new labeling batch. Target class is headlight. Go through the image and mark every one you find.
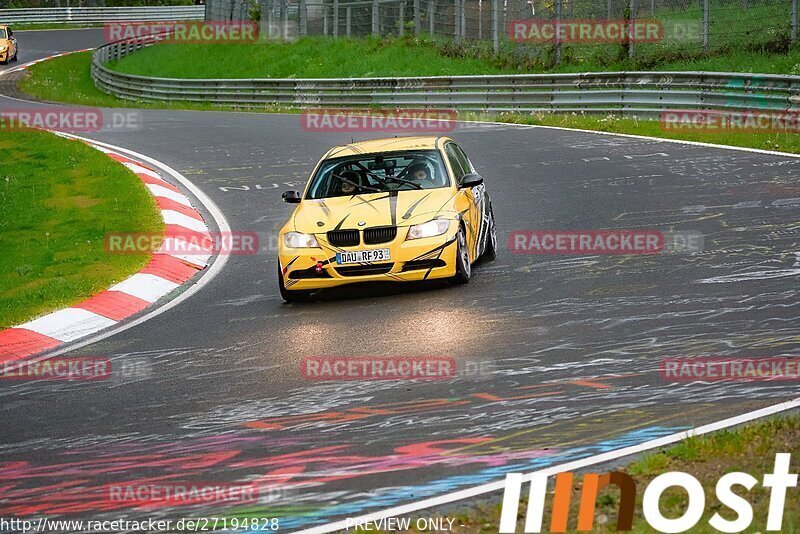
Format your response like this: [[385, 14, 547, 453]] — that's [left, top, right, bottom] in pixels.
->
[[283, 232, 320, 248], [0, 46, 6, 52], [406, 219, 450, 240]]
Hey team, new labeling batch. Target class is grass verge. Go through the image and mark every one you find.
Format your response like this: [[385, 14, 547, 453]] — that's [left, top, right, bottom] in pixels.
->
[[102, 35, 800, 79], [376, 414, 800, 533], [494, 112, 800, 154], [0, 129, 163, 329]]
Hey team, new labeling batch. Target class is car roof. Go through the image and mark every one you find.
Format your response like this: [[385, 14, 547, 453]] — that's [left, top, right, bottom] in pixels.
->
[[325, 136, 452, 159], [0, 25, 8, 30]]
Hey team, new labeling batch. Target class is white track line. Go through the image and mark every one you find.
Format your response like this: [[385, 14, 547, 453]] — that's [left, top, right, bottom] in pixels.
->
[[296, 397, 800, 534]]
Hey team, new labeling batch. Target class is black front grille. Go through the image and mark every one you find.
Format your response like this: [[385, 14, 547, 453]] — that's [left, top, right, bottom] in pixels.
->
[[401, 259, 447, 272], [364, 226, 397, 245], [335, 263, 394, 277], [327, 230, 360, 247]]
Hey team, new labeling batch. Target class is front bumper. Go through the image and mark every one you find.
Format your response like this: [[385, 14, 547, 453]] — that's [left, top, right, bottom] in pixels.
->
[[279, 227, 459, 291]]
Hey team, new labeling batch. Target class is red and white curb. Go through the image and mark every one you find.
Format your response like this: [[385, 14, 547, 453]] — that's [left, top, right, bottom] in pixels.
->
[[0, 134, 217, 364]]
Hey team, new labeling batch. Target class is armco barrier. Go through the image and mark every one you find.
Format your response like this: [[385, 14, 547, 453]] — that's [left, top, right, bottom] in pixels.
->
[[90, 34, 800, 115], [0, 6, 204, 24]]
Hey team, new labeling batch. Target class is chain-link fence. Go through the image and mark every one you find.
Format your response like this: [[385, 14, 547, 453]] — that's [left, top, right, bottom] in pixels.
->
[[205, 0, 798, 64]]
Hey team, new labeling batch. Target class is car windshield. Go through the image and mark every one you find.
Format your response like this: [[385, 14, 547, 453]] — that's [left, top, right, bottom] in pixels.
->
[[0, 29, 7, 39], [305, 150, 449, 199]]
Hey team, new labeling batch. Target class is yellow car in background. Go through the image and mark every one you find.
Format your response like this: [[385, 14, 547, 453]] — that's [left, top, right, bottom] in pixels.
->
[[0, 25, 18, 64], [277, 136, 497, 302]]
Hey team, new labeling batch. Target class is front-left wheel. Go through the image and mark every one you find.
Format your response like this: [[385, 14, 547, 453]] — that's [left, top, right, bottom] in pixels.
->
[[278, 263, 312, 303]]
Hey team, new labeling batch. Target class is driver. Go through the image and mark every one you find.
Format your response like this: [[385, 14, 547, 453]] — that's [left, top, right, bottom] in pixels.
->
[[338, 170, 362, 195], [406, 162, 434, 185]]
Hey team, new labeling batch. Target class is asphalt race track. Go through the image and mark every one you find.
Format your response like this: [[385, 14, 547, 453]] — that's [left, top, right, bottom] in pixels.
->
[[1, 29, 799, 532]]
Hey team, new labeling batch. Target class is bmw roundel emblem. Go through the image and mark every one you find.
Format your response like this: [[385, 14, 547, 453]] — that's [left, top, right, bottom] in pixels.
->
[[358, 221, 366, 227]]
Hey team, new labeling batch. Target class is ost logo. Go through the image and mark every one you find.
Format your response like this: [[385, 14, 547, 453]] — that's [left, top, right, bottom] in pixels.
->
[[500, 454, 797, 532]]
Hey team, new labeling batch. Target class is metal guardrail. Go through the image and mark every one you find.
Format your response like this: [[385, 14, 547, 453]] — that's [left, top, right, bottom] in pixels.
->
[[91, 34, 800, 116], [0, 6, 204, 25]]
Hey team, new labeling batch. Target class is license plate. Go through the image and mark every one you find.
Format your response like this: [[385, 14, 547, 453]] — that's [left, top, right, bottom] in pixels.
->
[[336, 249, 391, 264]]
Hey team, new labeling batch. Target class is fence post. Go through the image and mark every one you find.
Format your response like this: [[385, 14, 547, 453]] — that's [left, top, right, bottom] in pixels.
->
[[299, 0, 307, 35], [793, 0, 798, 45], [702, 0, 709, 51], [478, 0, 482, 39], [429, 0, 435, 35], [333, 0, 339, 37], [324, 5, 329, 35], [372, 0, 379, 35], [461, 0, 466, 38], [414, 0, 420, 34], [455, 0, 461, 43], [260, 0, 270, 38], [606, 0, 611, 19], [282, 0, 288, 39], [628, 0, 634, 59], [399, 1, 405, 35], [492, 0, 498, 52], [347, 5, 352, 35], [555, 0, 562, 64]]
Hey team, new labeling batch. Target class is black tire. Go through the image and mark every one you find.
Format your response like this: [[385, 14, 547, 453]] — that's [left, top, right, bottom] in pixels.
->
[[482, 205, 497, 261], [12, 49, 17, 62], [452, 225, 471, 284], [278, 262, 312, 303]]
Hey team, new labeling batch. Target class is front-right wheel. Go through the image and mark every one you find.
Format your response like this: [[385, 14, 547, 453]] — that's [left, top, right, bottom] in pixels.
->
[[452, 225, 471, 284]]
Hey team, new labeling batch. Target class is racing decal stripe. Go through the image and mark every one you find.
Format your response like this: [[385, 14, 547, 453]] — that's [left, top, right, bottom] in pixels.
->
[[389, 191, 398, 227], [410, 235, 458, 262], [402, 193, 431, 220], [333, 214, 350, 231], [352, 195, 383, 213], [318, 200, 331, 219]]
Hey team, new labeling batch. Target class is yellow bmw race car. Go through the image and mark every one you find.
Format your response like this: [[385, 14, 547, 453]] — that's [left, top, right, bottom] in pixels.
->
[[0, 25, 18, 64], [277, 136, 497, 302]]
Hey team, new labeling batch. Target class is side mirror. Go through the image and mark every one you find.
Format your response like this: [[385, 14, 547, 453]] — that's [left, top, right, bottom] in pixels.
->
[[282, 190, 301, 203], [460, 173, 484, 189]]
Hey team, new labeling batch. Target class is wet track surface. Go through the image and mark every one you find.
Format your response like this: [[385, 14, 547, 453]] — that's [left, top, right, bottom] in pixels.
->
[[1, 29, 799, 531]]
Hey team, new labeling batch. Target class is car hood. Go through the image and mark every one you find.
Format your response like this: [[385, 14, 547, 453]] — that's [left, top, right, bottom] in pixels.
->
[[291, 188, 458, 234], [0, 39, 10, 47]]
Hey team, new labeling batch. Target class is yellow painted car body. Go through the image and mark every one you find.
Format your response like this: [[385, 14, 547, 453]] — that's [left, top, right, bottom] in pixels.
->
[[277, 136, 496, 300], [0, 25, 18, 64]]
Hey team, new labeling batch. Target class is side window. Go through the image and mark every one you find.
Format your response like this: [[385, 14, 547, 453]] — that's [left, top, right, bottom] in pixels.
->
[[444, 144, 465, 183], [453, 145, 473, 177], [7, 29, 12, 38]]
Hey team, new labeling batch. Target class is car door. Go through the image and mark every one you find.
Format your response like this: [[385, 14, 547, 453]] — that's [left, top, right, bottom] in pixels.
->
[[443, 142, 483, 261]]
